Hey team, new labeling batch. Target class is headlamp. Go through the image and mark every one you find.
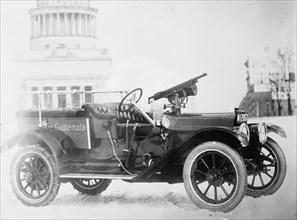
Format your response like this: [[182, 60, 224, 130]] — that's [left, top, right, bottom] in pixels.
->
[[239, 123, 250, 141], [161, 116, 170, 129], [258, 122, 267, 144]]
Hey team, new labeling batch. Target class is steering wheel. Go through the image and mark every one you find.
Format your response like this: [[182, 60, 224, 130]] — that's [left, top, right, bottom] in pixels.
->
[[119, 88, 143, 112]]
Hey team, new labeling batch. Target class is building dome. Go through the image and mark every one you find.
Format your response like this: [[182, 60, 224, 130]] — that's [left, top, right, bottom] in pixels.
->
[[30, 0, 98, 50], [16, 0, 113, 110]]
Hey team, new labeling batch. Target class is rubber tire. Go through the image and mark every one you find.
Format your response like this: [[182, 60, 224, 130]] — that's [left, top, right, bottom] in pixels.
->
[[71, 179, 111, 195], [10, 145, 60, 207], [183, 141, 247, 213], [246, 137, 286, 198]]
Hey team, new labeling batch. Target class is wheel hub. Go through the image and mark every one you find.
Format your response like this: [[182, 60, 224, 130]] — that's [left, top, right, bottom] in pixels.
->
[[25, 172, 34, 182], [25, 168, 40, 183], [206, 168, 223, 186], [250, 161, 270, 176]]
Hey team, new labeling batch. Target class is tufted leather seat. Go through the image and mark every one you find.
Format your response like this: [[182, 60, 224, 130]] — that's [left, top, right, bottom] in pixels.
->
[[113, 105, 151, 124], [82, 103, 151, 124]]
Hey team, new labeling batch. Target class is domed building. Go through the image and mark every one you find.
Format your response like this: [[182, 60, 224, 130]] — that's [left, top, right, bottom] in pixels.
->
[[16, 0, 115, 109]]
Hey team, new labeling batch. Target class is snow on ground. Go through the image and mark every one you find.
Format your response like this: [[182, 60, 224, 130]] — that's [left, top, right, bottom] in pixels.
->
[[0, 116, 296, 219]]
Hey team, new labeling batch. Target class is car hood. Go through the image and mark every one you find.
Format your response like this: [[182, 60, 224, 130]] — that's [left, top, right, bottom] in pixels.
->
[[163, 112, 236, 131]]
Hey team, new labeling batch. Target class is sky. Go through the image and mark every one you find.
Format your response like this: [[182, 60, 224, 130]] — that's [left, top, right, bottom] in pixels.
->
[[0, 0, 296, 135]]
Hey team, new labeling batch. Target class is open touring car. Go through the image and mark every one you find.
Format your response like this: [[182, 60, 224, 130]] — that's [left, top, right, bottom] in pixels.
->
[[1, 73, 287, 212]]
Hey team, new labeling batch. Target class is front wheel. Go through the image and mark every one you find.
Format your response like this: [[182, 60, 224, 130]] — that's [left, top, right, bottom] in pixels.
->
[[183, 142, 247, 213], [10, 145, 60, 206], [71, 179, 111, 195], [246, 137, 286, 198]]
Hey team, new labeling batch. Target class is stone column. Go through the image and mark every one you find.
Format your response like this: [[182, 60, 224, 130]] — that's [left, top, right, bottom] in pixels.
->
[[37, 14, 41, 36], [49, 13, 53, 35], [85, 15, 88, 36], [32, 16, 36, 37], [87, 14, 90, 36], [66, 86, 72, 107], [89, 15, 92, 36], [81, 14, 84, 36], [40, 87, 45, 109], [83, 14, 87, 36], [43, 14, 46, 36], [57, 13, 60, 35], [35, 16, 38, 37], [93, 16, 96, 37], [89, 16, 92, 37], [81, 13, 84, 36], [84, 14, 87, 36], [88, 15, 93, 36], [87, 15, 90, 36], [71, 13, 75, 35], [78, 13, 82, 35], [54, 13, 58, 35], [31, 16, 34, 38], [40, 14, 42, 36], [45, 14, 49, 35], [52, 87, 58, 108], [65, 13, 68, 35]]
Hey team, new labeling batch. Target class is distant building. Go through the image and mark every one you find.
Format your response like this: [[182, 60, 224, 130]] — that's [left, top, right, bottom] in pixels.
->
[[15, 0, 114, 110], [239, 47, 295, 117]]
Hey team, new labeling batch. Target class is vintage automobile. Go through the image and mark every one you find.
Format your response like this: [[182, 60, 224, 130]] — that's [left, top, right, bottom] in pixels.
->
[[1, 73, 287, 212]]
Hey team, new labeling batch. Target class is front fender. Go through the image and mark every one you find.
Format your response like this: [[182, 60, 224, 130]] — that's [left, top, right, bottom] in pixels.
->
[[185, 127, 249, 146], [0, 128, 73, 160], [248, 123, 287, 138], [266, 123, 287, 138], [133, 127, 247, 181]]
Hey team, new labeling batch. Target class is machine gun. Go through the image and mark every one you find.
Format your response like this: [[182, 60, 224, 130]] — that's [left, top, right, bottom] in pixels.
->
[[148, 73, 207, 114]]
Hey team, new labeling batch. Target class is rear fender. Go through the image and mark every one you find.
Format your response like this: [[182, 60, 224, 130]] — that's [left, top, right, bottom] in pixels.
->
[[1, 128, 75, 161]]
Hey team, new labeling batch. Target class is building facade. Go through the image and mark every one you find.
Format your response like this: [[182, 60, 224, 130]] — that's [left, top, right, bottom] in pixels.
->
[[15, 0, 114, 110], [239, 47, 296, 117]]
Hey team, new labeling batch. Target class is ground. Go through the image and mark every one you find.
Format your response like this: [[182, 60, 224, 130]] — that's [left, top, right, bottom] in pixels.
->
[[1, 116, 296, 219]]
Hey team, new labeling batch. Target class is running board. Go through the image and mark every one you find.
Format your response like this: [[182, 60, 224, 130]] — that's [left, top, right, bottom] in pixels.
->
[[60, 173, 137, 180]]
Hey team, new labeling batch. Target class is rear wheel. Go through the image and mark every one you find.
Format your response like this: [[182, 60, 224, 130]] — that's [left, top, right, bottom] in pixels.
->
[[71, 179, 111, 195], [246, 137, 286, 198], [183, 142, 247, 213], [10, 145, 60, 206]]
